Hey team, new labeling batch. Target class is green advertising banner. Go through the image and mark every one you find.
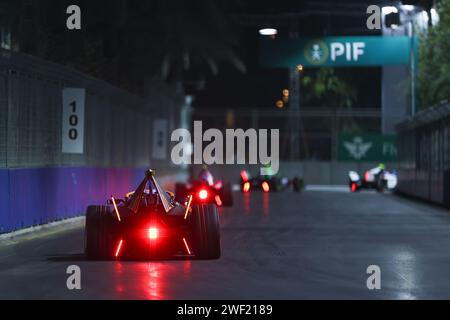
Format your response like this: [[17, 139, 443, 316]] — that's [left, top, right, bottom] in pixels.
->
[[337, 134, 397, 161], [260, 36, 416, 68]]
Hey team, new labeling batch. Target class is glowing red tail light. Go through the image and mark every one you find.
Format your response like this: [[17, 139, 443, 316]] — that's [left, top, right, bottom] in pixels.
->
[[364, 171, 370, 182], [148, 227, 159, 240], [214, 181, 223, 189], [262, 181, 270, 193], [351, 183, 357, 192], [215, 195, 223, 206], [184, 194, 193, 220], [111, 196, 121, 222], [240, 170, 249, 182], [243, 182, 250, 193], [182, 237, 191, 255], [198, 189, 208, 200], [115, 239, 124, 258]]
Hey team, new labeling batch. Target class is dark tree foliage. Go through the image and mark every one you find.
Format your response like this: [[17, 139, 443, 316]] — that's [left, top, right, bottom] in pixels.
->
[[418, 0, 450, 109], [2, 0, 245, 94]]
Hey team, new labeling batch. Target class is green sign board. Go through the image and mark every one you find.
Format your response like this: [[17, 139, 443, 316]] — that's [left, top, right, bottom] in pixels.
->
[[261, 36, 416, 68], [337, 134, 397, 161]]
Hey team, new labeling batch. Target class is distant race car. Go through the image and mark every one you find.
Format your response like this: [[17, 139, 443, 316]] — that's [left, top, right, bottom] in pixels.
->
[[85, 169, 221, 260], [239, 170, 303, 193], [348, 164, 397, 192], [174, 167, 233, 207]]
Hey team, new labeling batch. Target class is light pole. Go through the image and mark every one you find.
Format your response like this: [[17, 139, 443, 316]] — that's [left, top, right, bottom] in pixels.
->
[[409, 20, 416, 116], [288, 65, 302, 160], [384, 5, 418, 116]]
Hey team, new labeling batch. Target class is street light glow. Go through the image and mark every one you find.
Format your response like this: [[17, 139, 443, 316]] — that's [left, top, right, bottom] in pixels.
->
[[275, 100, 284, 108], [258, 28, 278, 36]]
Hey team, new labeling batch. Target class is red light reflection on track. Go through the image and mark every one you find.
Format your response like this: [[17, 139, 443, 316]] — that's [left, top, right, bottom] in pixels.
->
[[263, 192, 270, 216], [116, 284, 124, 294], [147, 263, 163, 299], [244, 192, 251, 214], [113, 262, 168, 299], [183, 261, 192, 280], [112, 261, 193, 299]]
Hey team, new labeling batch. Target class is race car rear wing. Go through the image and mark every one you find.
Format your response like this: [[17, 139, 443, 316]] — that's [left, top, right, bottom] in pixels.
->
[[127, 169, 174, 214]]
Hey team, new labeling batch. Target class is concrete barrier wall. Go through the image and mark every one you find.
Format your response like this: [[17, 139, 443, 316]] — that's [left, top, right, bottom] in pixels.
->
[[0, 166, 186, 233], [0, 50, 186, 234]]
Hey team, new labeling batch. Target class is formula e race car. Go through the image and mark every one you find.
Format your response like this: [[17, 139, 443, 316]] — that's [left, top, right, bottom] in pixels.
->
[[85, 169, 221, 260], [174, 167, 233, 207], [348, 164, 398, 192], [239, 170, 303, 193]]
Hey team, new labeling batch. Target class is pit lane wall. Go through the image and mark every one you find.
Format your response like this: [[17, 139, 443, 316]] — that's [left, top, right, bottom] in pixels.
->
[[0, 50, 186, 233]]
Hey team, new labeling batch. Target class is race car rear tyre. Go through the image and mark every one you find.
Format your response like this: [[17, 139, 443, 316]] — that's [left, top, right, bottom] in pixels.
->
[[376, 178, 386, 193], [191, 204, 221, 259], [175, 183, 188, 203], [292, 177, 303, 192], [85, 205, 113, 260], [268, 178, 280, 192], [220, 182, 233, 206]]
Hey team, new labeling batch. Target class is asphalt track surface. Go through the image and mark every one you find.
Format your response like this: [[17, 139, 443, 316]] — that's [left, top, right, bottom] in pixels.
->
[[2, 188, 450, 299]]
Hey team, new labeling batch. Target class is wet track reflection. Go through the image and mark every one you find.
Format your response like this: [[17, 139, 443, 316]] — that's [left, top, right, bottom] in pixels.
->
[[2, 189, 450, 299]]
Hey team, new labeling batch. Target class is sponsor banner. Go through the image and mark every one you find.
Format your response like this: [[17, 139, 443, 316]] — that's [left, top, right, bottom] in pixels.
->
[[338, 134, 397, 161], [260, 36, 416, 68]]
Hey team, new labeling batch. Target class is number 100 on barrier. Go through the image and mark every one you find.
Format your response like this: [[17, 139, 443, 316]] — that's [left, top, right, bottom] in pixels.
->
[[62, 88, 85, 154]]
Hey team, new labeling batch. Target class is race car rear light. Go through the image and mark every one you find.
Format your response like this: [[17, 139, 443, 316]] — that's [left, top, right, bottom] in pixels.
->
[[214, 181, 223, 189], [351, 183, 357, 192], [148, 227, 159, 240], [182, 237, 191, 255], [111, 196, 121, 222], [115, 239, 124, 258], [184, 194, 193, 220], [243, 182, 250, 193], [198, 189, 208, 200], [364, 171, 370, 182], [240, 170, 249, 182], [215, 195, 222, 206], [262, 181, 270, 193]]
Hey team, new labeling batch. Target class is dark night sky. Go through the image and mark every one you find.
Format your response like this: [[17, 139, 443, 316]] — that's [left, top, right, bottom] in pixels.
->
[[1, 0, 427, 110]]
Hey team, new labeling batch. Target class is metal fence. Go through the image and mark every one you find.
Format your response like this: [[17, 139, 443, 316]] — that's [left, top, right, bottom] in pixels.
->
[[0, 49, 181, 169], [0, 49, 185, 232], [193, 107, 381, 161]]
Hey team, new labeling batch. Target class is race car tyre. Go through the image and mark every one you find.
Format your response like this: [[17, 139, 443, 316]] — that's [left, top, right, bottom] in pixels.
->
[[268, 179, 280, 192], [376, 178, 386, 193], [292, 177, 303, 192], [175, 183, 188, 203], [220, 182, 233, 206], [191, 204, 221, 259], [85, 205, 113, 260]]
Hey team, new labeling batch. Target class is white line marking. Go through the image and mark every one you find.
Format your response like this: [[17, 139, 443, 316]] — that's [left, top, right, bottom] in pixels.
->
[[0, 216, 85, 240]]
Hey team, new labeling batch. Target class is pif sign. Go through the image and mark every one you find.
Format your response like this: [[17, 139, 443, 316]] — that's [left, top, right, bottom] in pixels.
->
[[62, 88, 85, 154], [338, 134, 397, 161], [260, 36, 415, 68]]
